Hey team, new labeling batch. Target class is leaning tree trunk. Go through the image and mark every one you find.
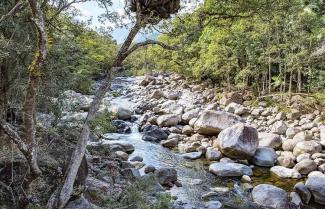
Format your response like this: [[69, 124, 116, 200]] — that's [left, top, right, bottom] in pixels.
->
[[46, 20, 142, 209]]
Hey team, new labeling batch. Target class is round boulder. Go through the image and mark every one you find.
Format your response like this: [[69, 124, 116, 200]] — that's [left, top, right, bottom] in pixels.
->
[[216, 123, 258, 159]]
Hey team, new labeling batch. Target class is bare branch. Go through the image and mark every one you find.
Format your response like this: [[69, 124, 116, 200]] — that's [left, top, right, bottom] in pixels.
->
[[47, 0, 87, 24], [0, 0, 25, 23], [123, 39, 177, 60]]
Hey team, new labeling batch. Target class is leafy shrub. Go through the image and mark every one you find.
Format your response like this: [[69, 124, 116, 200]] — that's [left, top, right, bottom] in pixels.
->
[[89, 111, 116, 133]]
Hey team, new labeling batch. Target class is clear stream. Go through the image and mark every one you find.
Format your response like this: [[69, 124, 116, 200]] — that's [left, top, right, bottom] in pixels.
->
[[92, 77, 323, 209]]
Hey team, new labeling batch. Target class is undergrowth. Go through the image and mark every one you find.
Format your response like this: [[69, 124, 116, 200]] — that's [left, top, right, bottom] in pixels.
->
[[105, 176, 171, 209]]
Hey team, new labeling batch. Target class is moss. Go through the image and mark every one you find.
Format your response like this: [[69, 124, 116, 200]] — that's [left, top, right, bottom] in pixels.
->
[[89, 111, 116, 133]]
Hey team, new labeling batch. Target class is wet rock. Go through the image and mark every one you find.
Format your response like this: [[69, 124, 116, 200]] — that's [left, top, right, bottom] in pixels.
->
[[216, 123, 258, 159], [305, 171, 325, 205], [205, 201, 222, 209], [250, 147, 277, 167], [112, 120, 131, 134], [108, 142, 135, 154], [129, 155, 143, 162], [252, 184, 289, 209], [144, 165, 156, 174], [293, 159, 317, 175], [142, 125, 168, 142], [194, 110, 243, 135], [209, 162, 253, 177], [270, 166, 301, 179], [155, 168, 178, 187], [115, 151, 128, 160], [157, 114, 181, 127], [205, 148, 222, 161], [293, 140, 322, 156], [271, 121, 287, 135], [258, 132, 282, 149], [112, 106, 132, 120], [182, 152, 202, 160], [161, 138, 179, 148], [294, 182, 311, 204]]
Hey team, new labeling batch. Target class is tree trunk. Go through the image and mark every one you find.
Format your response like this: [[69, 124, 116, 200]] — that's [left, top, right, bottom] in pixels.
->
[[297, 69, 302, 93], [289, 70, 293, 103], [46, 20, 142, 209], [268, 54, 271, 94], [0, 64, 9, 120], [0, 0, 47, 208]]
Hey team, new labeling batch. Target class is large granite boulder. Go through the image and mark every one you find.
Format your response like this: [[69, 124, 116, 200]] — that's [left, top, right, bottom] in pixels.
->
[[305, 171, 325, 205], [216, 123, 258, 159], [194, 110, 242, 135]]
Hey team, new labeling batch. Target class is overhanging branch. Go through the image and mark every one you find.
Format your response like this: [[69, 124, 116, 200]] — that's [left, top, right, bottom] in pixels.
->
[[123, 39, 178, 60]]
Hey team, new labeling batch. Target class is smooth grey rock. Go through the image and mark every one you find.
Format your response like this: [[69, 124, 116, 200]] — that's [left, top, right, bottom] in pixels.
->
[[209, 162, 253, 177], [157, 114, 181, 127], [270, 166, 301, 179], [294, 182, 311, 204], [293, 140, 322, 156], [182, 152, 202, 160], [252, 184, 289, 209], [293, 159, 317, 175], [305, 171, 325, 205], [217, 123, 258, 159], [205, 148, 222, 161], [194, 110, 242, 135], [271, 121, 287, 135], [112, 106, 132, 120], [250, 147, 277, 167], [142, 125, 168, 142], [258, 132, 282, 149]]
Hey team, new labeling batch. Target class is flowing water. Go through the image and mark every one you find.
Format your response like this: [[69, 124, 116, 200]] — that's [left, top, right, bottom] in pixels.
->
[[91, 77, 323, 209]]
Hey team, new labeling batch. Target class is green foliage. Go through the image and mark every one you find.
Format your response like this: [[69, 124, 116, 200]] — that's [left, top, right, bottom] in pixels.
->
[[128, 0, 325, 96], [105, 176, 171, 209], [89, 111, 116, 133]]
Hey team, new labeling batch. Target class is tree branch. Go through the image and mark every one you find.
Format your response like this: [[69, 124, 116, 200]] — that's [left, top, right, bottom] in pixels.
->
[[123, 39, 177, 60], [0, 0, 25, 23]]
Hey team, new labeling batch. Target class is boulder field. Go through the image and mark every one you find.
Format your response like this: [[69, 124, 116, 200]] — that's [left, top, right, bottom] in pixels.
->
[[129, 73, 325, 207], [42, 73, 324, 208]]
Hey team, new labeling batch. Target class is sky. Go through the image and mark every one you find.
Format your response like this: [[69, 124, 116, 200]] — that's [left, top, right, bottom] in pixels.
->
[[74, 0, 203, 43]]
